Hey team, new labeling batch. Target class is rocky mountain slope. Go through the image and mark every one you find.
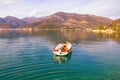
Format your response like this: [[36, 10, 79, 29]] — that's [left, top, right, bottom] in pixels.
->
[[23, 12, 112, 29], [0, 12, 113, 29], [0, 16, 26, 28]]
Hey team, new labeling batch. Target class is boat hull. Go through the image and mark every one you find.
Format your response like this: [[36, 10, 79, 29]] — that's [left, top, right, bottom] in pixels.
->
[[53, 49, 72, 56], [53, 41, 72, 56]]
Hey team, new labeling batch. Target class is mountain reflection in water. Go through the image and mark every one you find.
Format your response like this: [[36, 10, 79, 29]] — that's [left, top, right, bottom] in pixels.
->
[[0, 29, 120, 43], [0, 29, 120, 80]]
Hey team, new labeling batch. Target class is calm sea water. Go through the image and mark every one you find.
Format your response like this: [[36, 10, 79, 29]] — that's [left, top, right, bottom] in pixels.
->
[[0, 30, 120, 80]]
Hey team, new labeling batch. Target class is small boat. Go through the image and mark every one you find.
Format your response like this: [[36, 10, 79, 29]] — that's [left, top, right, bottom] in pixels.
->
[[53, 41, 72, 56]]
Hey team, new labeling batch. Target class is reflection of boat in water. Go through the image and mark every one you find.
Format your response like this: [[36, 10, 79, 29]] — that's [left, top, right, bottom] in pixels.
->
[[53, 41, 72, 56], [53, 52, 72, 64]]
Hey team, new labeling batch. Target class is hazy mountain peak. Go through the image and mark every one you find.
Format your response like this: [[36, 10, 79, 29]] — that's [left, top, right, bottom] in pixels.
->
[[4, 16, 19, 20], [22, 17, 40, 23], [53, 12, 67, 15], [0, 16, 27, 28]]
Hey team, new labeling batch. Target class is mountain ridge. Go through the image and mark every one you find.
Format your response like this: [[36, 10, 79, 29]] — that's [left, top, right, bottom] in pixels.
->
[[0, 12, 113, 29], [0, 16, 27, 28], [22, 12, 112, 29]]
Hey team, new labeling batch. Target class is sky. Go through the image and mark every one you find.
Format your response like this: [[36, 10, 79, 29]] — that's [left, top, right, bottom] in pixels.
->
[[0, 0, 120, 19]]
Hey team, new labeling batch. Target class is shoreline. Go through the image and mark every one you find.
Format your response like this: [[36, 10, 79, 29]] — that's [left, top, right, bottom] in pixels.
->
[[0, 28, 87, 31], [91, 29, 115, 34]]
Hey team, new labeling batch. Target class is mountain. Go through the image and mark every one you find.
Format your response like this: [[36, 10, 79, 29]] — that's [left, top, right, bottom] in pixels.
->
[[22, 17, 40, 24], [0, 12, 113, 29], [22, 12, 112, 29], [0, 16, 27, 28], [93, 18, 120, 32], [107, 18, 120, 31], [109, 18, 120, 27], [0, 18, 6, 23], [0, 23, 10, 28]]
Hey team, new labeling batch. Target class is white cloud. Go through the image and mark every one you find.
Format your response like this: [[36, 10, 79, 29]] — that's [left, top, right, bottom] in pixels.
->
[[0, 0, 120, 19], [0, 0, 25, 4], [30, 10, 39, 16], [79, 0, 120, 19], [29, 10, 50, 17]]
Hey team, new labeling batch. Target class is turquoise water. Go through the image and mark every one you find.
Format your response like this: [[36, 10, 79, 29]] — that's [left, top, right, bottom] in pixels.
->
[[0, 30, 120, 80]]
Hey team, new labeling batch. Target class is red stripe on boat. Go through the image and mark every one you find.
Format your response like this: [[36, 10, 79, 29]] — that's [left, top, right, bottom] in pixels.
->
[[53, 50, 59, 52]]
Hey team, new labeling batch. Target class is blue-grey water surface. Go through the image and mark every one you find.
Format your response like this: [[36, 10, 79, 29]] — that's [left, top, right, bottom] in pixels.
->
[[0, 30, 120, 80]]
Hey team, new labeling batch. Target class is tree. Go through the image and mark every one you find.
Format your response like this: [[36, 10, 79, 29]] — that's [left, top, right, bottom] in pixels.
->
[[97, 25, 104, 30]]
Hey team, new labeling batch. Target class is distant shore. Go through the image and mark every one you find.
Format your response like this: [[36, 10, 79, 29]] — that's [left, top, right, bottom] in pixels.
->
[[91, 29, 116, 34], [0, 28, 88, 31]]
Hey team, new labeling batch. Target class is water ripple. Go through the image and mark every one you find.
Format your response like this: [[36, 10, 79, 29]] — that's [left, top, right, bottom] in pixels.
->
[[1, 31, 120, 80]]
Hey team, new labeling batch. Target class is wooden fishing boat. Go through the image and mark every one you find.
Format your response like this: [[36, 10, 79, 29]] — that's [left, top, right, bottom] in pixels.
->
[[53, 41, 72, 56]]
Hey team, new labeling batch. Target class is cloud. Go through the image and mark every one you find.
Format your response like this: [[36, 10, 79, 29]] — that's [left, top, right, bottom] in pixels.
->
[[29, 10, 50, 17], [0, 0, 120, 19], [30, 10, 40, 16], [0, 0, 25, 4], [79, 0, 120, 19]]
